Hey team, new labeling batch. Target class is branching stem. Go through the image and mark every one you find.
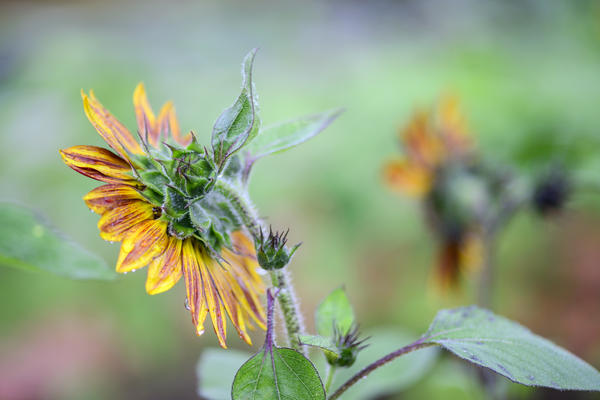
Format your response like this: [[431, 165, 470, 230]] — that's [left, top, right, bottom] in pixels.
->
[[328, 339, 436, 400]]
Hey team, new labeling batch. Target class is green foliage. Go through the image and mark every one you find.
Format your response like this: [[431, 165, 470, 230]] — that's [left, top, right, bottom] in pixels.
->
[[0, 202, 114, 279], [422, 306, 600, 390], [315, 287, 355, 338], [299, 334, 340, 359], [245, 109, 343, 160], [212, 49, 260, 168], [197, 348, 252, 400], [329, 328, 438, 400], [232, 346, 325, 400]]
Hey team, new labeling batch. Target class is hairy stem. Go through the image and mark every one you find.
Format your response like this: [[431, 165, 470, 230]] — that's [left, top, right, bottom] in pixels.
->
[[215, 179, 307, 355], [328, 340, 436, 400], [270, 269, 307, 355]]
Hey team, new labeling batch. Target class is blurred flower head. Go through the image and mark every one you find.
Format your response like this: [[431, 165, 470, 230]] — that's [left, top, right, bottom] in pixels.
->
[[384, 96, 484, 289], [59, 84, 266, 348]]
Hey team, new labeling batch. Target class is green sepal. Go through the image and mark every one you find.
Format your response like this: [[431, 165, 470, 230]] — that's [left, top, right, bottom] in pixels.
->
[[139, 170, 169, 196], [168, 215, 196, 240]]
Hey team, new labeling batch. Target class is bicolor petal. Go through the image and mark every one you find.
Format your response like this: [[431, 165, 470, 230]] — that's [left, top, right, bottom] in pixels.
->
[[116, 219, 169, 273], [60, 145, 135, 184], [98, 201, 155, 242], [146, 237, 183, 295], [82, 91, 143, 159], [182, 239, 208, 336], [83, 184, 145, 214]]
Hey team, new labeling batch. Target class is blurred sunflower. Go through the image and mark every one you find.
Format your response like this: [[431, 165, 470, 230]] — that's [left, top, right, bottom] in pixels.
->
[[384, 97, 484, 289], [60, 84, 265, 348]]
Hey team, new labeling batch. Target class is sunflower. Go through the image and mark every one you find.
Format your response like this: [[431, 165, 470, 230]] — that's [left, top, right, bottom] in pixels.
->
[[60, 83, 266, 348], [384, 96, 482, 289]]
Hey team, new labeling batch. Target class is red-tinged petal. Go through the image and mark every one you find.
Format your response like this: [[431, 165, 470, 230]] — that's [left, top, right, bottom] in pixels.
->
[[98, 201, 154, 242], [145, 237, 183, 295], [83, 184, 145, 214], [116, 219, 168, 273], [60, 146, 134, 183], [198, 253, 228, 349], [383, 160, 433, 198], [182, 239, 208, 335], [209, 260, 253, 345], [133, 83, 158, 147], [82, 91, 143, 160]]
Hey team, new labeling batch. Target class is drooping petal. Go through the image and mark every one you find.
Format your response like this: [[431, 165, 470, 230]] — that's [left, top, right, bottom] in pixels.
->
[[133, 83, 158, 147], [83, 184, 146, 214], [116, 219, 168, 273], [82, 91, 143, 159], [145, 236, 183, 295], [182, 239, 208, 335], [383, 160, 433, 197], [60, 145, 136, 184], [198, 249, 228, 348], [97, 201, 155, 242]]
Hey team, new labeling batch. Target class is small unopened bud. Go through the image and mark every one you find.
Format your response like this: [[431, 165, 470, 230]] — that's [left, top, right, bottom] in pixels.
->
[[532, 168, 570, 215], [255, 227, 301, 270], [327, 324, 369, 368]]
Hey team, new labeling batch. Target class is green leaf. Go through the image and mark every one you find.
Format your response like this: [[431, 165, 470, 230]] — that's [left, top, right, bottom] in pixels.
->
[[315, 287, 355, 338], [299, 334, 341, 360], [212, 49, 260, 168], [422, 306, 600, 390], [245, 108, 342, 160], [232, 289, 325, 400], [327, 328, 438, 400], [0, 202, 115, 279], [197, 348, 252, 400], [232, 346, 325, 400]]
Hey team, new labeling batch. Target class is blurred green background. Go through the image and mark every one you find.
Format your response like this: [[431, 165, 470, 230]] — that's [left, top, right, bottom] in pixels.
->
[[1, 0, 600, 399]]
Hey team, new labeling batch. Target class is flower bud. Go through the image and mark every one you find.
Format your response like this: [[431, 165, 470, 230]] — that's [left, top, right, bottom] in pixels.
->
[[327, 324, 369, 368], [532, 168, 570, 215], [255, 227, 301, 270]]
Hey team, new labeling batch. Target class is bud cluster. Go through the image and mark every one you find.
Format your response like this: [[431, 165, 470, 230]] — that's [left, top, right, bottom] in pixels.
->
[[255, 227, 301, 270]]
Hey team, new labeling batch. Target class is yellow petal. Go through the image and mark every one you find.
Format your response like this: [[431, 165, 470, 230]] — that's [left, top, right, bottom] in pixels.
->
[[83, 184, 145, 214], [198, 249, 228, 349], [60, 145, 136, 184], [116, 219, 168, 273], [145, 237, 183, 295], [383, 160, 433, 197], [133, 83, 158, 147], [82, 91, 143, 160], [98, 201, 154, 242], [182, 239, 208, 335], [157, 103, 191, 146]]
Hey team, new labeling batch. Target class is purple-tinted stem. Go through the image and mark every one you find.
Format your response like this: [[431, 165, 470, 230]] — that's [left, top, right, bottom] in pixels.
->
[[264, 288, 280, 351], [327, 339, 436, 400]]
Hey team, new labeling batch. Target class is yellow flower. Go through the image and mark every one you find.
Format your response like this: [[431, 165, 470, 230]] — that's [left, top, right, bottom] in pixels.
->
[[60, 84, 265, 348], [384, 96, 479, 289]]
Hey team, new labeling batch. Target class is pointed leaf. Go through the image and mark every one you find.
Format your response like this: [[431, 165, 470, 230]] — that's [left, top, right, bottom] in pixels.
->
[[232, 347, 325, 400], [315, 287, 355, 338], [0, 202, 115, 279], [299, 334, 341, 360], [245, 109, 342, 160], [212, 49, 260, 167], [423, 306, 600, 390]]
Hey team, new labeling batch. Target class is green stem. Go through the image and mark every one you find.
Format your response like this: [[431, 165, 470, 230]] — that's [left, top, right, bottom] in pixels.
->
[[215, 179, 307, 355], [325, 366, 337, 393], [270, 269, 307, 356]]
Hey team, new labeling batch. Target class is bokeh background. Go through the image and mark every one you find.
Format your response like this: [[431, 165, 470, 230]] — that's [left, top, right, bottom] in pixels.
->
[[1, 0, 600, 399]]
